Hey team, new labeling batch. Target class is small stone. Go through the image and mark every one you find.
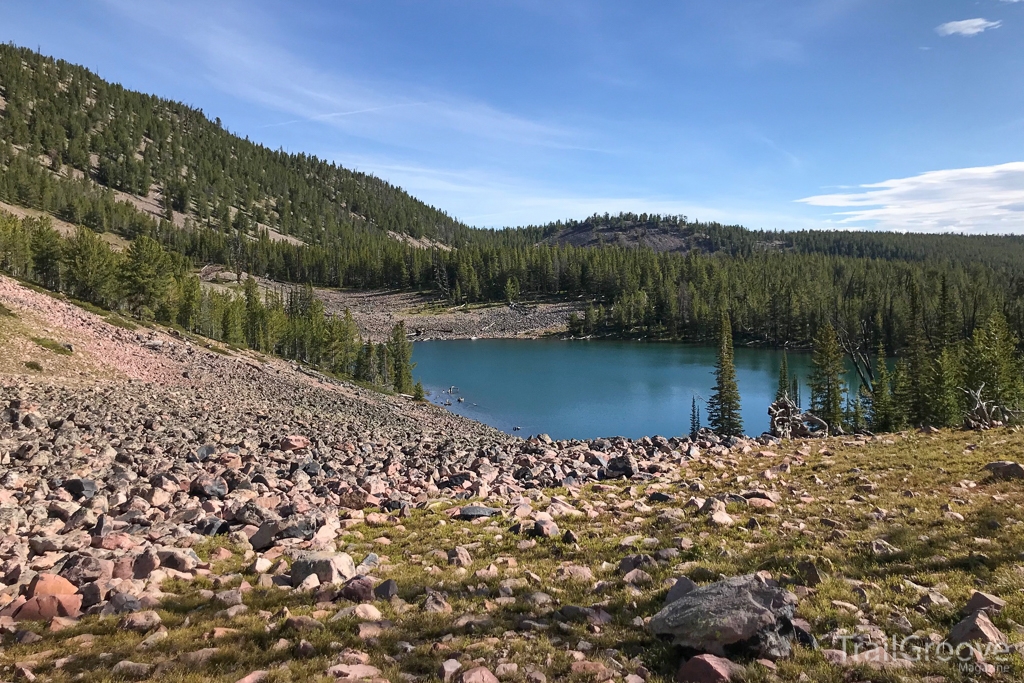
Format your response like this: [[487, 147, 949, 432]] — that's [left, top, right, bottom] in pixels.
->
[[440, 658, 462, 682], [118, 610, 162, 633], [110, 661, 152, 679], [676, 654, 744, 683], [461, 666, 500, 683]]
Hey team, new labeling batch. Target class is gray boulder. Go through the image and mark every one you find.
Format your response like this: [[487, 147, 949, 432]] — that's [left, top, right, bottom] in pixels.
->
[[648, 574, 799, 660], [983, 461, 1024, 480], [290, 552, 356, 587]]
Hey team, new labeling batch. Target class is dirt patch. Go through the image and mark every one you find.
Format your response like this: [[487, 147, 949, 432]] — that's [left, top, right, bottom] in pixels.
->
[[387, 230, 451, 251], [315, 287, 578, 342], [0, 201, 79, 237]]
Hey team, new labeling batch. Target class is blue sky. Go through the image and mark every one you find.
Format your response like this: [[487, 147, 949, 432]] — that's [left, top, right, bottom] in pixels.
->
[[3, 1, 1024, 232]]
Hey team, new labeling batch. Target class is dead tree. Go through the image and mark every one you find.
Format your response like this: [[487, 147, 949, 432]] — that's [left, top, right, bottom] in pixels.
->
[[769, 394, 830, 439], [962, 384, 1020, 430], [836, 322, 875, 394]]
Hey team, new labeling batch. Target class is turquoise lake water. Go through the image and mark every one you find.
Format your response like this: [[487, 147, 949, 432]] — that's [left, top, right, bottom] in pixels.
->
[[411, 339, 862, 440]]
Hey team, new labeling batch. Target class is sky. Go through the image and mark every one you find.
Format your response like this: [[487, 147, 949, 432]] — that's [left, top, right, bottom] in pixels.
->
[[2, 1, 1024, 233]]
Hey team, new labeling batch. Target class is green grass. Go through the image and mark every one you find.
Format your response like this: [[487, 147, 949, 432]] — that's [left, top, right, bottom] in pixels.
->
[[2, 430, 1024, 682], [24, 360, 43, 371], [104, 314, 138, 331], [31, 336, 72, 355]]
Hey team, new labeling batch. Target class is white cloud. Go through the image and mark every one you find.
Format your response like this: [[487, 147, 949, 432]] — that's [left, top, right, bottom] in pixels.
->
[[936, 18, 1002, 37], [797, 162, 1024, 233], [99, 0, 578, 156]]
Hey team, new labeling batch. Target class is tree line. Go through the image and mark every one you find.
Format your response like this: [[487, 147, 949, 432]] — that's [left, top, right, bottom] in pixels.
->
[[0, 211, 420, 397], [3, 39, 1024, 426], [703, 307, 1023, 437]]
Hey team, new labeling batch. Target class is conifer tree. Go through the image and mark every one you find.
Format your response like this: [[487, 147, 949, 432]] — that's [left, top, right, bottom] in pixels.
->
[[29, 219, 62, 290], [904, 283, 931, 426], [809, 321, 846, 432], [63, 226, 116, 306], [930, 345, 964, 427], [243, 276, 265, 350], [689, 396, 700, 439], [387, 321, 414, 394], [870, 343, 897, 432], [707, 312, 743, 436], [776, 350, 790, 401], [176, 275, 201, 332], [891, 360, 912, 430], [119, 235, 173, 318], [965, 312, 1024, 410]]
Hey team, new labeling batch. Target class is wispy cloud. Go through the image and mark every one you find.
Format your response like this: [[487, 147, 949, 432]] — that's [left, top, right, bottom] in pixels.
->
[[936, 18, 1002, 37], [797, 162, 1024, 233], [99, 0, 579, 155]]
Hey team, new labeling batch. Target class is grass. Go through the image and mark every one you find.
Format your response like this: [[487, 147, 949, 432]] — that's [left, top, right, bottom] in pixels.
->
[[0, 301, 14, 317], [104, 314, 138, 331], [2, 431, 1024, 682], [24, 360, 42, 371], [31, 336, 72, 355]]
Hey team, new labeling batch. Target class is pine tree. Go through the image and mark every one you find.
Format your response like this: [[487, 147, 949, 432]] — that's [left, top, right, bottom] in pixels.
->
[[930, 345, 964, 427], [29, 218, 62, 290], [413, 381, 425, 401], [689, 396, 700, 438], [387, 321, 414, 394], [707, 312, 743, 436], [790, 376, 801, 408], [870, 342, 897, 432], [243, 276, 265, 350], [937, 274, 959, 350], [176, 275, 201, 332], [849, 394, 867, 433], [891, 359, 912, 430], [63, 226, 116, 306], [965, 312, 1024, 410], [904, 283, 930, 426], [809, 321, 846, 433], [776, 350, 790, 401], [119, 235, 173, 318]]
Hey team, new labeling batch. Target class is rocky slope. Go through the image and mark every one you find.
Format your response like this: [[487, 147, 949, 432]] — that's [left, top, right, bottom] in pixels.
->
[[2, 275, 1024, 683]]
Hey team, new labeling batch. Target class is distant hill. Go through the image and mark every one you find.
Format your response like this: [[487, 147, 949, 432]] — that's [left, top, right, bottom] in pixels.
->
[[528, 212, 1024, 272], [0, 43, 472, 247], [4, 42, 1024, 354]]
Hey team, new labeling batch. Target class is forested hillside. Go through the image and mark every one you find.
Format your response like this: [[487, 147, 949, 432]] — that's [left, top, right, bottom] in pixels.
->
[[3, 42, 1024, 364]]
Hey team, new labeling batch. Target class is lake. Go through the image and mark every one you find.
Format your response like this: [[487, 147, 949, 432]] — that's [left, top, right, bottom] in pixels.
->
[[412, 339, 863, 440]]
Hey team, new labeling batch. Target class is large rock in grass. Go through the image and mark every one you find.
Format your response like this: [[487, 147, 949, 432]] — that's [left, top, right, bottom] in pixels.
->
[[290, 552, 356, 587], [983, 461, 1024, 480], [648, 574, 799, 660]]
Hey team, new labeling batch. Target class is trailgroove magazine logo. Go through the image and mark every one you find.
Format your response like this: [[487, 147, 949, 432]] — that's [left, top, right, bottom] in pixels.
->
[[831, 634, 1012, 675]]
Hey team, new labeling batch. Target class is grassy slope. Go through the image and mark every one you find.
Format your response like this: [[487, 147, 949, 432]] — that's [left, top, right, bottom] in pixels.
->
[[3, 428, 1024, 682]]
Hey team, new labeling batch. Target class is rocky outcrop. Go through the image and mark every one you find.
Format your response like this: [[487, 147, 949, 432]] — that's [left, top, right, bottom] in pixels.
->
[[648, 574, 799, 660]]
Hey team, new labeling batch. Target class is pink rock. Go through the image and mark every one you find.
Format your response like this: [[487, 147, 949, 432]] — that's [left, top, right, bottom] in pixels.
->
[[460, 667, 500, 683], [279, 435, 310, 451], [234, 672, 269, 683], [12, 594, 83, 621], [675, 654, 744, 683], [328, 663, 383, 680], [27, 573, 78, 598], [94, 532, 138, 550]]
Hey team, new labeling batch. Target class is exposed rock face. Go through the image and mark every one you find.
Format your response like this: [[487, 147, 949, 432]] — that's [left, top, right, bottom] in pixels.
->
[[648, 574, 799, 660]]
